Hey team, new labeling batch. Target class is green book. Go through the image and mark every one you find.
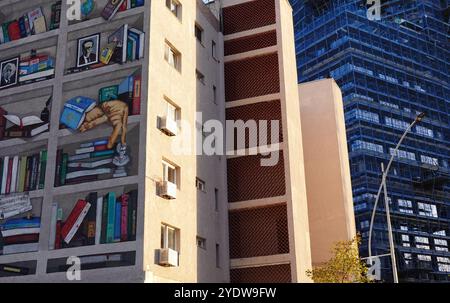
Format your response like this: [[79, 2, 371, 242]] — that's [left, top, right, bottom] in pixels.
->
[[38, 150, 47, 190], [98, 85, 118, 103], [106, 192, 116, 243], [18, 156, 27, 192], [60, 153, 68, 186]]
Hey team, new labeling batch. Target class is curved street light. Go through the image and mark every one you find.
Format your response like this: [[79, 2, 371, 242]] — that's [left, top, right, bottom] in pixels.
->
[[367, 112, 426, 283]]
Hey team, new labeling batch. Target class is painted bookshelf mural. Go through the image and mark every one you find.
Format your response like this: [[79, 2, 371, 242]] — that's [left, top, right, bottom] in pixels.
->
[[0, 0, 146, 279]]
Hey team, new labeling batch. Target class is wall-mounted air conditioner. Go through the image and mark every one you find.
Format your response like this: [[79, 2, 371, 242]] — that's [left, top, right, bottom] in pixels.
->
[[159, 181, 177, 200], [158, 248, 179, 267]]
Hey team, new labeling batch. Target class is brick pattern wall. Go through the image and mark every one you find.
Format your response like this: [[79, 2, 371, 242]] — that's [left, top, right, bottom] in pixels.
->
[[229, 204, 290, 258], [225, 53, 280, 102], [230, 264, 292, 283], [227, 152, 286, 203], [224, 31, 277, 56], [223, 0, 276, 35], [226, 100, 283, 149]]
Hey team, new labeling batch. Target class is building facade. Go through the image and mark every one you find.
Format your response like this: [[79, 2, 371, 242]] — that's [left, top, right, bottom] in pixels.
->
[[291, 0, 450, 282]]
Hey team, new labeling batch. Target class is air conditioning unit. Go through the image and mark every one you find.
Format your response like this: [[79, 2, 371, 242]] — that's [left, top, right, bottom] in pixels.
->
[[159, 181, 177, 200], [159, 116, 178, 136], [158, 248, 179, 267]]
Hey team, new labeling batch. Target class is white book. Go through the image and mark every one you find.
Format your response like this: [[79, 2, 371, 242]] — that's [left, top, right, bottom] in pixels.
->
[[48, 203, 58, 250], [68, 158, 113, 169], [1, 156, 9, 194], [10, 156, 19, 194], [128, 28, 145, 59], [3, 243, 39, 255], [0, 205, 33, 220], [65, 168, 112, 180], [64, 202, 91, 244], [95, 196, 103, 245], [19, 69, 55, 82], [75, 146, 96, 155], [1, 227, 40, 237], [3, 115, 43, 127]]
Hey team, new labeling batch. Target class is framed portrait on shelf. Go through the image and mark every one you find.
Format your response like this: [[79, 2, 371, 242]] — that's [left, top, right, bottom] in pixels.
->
[[77, 33, 100, 68], [0, 57, 19, 90]]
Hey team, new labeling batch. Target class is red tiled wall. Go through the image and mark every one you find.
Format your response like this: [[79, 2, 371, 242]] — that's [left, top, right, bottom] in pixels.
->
[[224, 31, 277, 56], [226, 100, 283, 149], [223, 0, 276, 35], [225, 53, 280, 102], [229, 204, 290, 258], [227, 152, 286, 203], [230, 264, 292, 283]]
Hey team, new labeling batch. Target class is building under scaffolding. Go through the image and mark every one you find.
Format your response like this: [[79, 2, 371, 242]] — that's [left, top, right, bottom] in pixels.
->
[[290, 0, 450, 282]]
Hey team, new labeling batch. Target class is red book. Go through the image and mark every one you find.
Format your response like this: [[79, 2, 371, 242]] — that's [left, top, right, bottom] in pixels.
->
[[119, 1, 127, 11], [3, 234, 39, 245], [8, 21, 21, 41], [95, 144, 108, 151], [61, 200, 87, 241], [5, 157, 13, 194], [132, 75, 141, 115], [120, 193, 129, 241], [55, 220, 62, 249]]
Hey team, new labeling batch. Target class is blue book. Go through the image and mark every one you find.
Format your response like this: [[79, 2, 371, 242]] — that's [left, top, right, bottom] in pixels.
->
[[105, 192, 116, 243], [60, 96, 96, 130], [114, 201, 121, 242], [0, 217, 41, 230], [79, 139, 109, 148]]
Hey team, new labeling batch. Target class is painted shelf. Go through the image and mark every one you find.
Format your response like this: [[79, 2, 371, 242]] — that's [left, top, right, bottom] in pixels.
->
[[52, 175, 140, 196], [0, 132, 50, 151], [0, 30, 59, 53], [47, 241, 137, 259]]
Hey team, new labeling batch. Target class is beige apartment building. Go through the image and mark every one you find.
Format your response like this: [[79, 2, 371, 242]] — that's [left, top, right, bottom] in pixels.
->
[[0, 0, 355, 283]]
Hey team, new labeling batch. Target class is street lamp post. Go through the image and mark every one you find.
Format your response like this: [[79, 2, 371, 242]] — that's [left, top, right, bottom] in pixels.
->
[[367, 112, 425, 283]]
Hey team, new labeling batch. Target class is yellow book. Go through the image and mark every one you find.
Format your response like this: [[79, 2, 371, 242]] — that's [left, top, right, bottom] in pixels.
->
[[18, 156, 27, 192]]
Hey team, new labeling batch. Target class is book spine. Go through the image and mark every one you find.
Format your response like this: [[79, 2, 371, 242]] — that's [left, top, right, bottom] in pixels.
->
[[128, 190, 138, 241], [64, 203, 91, 244], [5, 157, 13, 194], [60, 153, 68, 186], [48, 203, 58, 250], [60, 200, 86, 240], [55, 208, 63, 249], [106, 192, 116, 243], [100, 195, 108, 244], [18, 156, 27, 192], [7, 21, 21, 41], [120, 194, 128, 242], [132, 75, 141, 115], [10, 156, 19, 194], [95, 197, 103, 245], [30, 153, 39, 191], [1, 156, 9, 194], [38, 150, 47, 189], [114, 201, 121, 242], [86, 192, 97, 245], [24, 156, 32, 192], [54, 149, 62, 187]]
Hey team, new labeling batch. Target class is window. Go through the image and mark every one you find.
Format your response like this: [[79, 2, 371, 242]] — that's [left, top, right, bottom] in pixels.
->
[[434, 239, 448, 247], [166, 100, 179, 122], [398, 199, 414, 214], [215, 243, 220, 268], [214, 188, 219, 212], [164, 41, 181, 71], [385, 117, 409, 131], [360, 220, 369, 229], [351, 140, 383, 154], [161, 224, 179, 251], [389, 148, 416, 161], [212, 40, 218, 60], [418, 202, 438, 218], [420, 155, 439, 166], [166, 0, 182, 20], [415, 236, 429, 244], [197, 236, 206, 249], [195, 23, 203, 44], [417, 255, 431, 262], [163, 160, 178, 186], [196, 70, 205, 84], [196, 178, 206, 192]]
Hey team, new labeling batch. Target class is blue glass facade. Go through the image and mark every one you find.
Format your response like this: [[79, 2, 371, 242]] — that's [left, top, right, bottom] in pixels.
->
[[290, 0, 449, 282]]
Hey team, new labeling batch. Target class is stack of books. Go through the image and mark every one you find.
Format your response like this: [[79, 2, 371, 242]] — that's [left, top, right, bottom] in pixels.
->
[[0, 2, 61, 45], [19, 53, 55, 85], [0, 150, 47, 195], [98, 72, 141, 115], [55, 139, 116, 187], [50, 190, 137, 249], [0, 217, 40, 255]]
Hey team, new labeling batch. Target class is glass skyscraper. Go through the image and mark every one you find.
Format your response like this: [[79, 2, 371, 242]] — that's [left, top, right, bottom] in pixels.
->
[[290, 0, 449, 282]]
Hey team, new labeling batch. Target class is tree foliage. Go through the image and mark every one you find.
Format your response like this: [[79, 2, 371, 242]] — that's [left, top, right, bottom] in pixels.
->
[[306, 236, 371, 283]]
